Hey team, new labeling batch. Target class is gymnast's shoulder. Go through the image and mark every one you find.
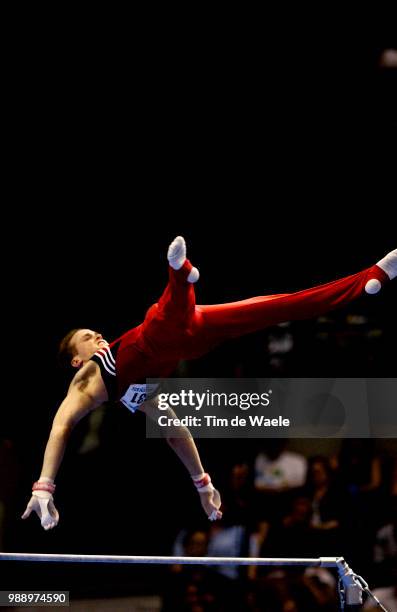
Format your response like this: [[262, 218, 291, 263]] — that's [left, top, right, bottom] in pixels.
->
[[68, 361, 108, 403]]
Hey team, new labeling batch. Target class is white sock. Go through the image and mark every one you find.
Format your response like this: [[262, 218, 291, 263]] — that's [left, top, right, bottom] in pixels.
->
[[167, 236, 186, 270], [187, 267, 200, 283], [377, 249, 397, 280]]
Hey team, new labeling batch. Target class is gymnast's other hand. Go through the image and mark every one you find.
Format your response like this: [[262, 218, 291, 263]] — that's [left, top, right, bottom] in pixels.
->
[[199, 486, 223, 521], [22, 491, 59, 531]]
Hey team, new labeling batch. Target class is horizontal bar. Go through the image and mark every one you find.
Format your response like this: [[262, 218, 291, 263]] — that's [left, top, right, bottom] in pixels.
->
[[0, 553, 340, 567]]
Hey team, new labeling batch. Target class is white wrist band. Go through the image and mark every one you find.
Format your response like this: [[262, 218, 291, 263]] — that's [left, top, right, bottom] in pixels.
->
[[197, 483, 214, 494]]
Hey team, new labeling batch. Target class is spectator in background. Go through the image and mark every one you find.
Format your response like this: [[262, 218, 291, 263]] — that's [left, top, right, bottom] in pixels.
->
[[172, 476, 249, 582], [255, 567, 338, 612], [171, 529, 210, 575], [255, 495, 337, 611], [254, 440, 307, 493], [363, 564, 397, 612], [334, 439, 383, 572], [164, 528, 243, 611], [303, 456, 342, 552], [254, 440, 307, 521], [221, 462, 256, 527], [207, 521, 246, 581], [249, 494, 315, 584], [260, 495, 316, 560], [373, 495, 397, 587], [336, 439, 382, 497]]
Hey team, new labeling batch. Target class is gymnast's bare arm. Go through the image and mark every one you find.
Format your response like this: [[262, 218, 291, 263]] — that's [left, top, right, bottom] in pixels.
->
[[22, 362, 107, 529], [140, 397, 222, 521], [40, 362, 108, 480]]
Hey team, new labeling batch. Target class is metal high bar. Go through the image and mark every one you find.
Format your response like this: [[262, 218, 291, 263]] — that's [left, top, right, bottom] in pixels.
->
[[0, 553, 341, 566]]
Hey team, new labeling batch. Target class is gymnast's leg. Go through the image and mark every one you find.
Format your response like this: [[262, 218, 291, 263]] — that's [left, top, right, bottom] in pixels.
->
[[194, 249, 397, 345], [141, 237, 199, 348]]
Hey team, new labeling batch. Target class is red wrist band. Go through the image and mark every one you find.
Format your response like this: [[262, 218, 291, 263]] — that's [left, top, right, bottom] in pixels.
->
[[193, 473, 211, 489], [32, 481, 56, 494]]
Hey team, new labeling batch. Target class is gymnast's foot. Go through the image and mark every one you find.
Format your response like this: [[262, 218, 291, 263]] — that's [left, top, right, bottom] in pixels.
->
[[377, 249, 397, 280], [167, 236, 200, 283], [365, 248, 397, 294]]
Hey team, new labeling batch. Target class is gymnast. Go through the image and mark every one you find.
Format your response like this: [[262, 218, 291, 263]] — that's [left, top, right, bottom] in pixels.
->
[[21, 237, 397, 530]]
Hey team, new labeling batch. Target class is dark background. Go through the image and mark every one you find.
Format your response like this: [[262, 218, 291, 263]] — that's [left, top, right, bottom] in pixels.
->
[[1, 13, 396, 609]]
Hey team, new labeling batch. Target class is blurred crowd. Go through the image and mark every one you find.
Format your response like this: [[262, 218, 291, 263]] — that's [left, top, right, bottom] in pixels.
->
[[161, 438, 397, 611]]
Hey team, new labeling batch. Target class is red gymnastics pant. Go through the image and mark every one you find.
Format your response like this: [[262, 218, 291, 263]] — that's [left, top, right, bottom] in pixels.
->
[[140, 259, 389, 364]]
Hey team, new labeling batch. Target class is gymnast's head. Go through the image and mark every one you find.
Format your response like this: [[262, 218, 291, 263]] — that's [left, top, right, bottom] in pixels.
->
[[58, 328, 109, 369]]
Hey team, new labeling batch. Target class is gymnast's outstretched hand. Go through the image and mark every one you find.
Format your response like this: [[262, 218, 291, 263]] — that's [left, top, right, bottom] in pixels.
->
[[22, 491, 59, 531], [192, 473, 222, 521], [199, 486, 223, 521]]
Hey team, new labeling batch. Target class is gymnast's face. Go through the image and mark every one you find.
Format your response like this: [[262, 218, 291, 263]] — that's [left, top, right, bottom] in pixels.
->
[[70, 329, 109, 368]]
